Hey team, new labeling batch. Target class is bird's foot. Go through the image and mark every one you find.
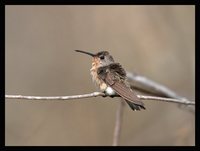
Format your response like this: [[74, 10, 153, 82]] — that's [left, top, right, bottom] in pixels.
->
[[102, 92, 107, 97]]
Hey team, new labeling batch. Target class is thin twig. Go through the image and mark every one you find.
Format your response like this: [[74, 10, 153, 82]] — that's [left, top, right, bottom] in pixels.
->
[[127, 72, 185, 99], [5, 93, 195, 105], [126, 72, 195, 112], [5, 92, 105, 100], [138, 95, 194, 105], [113, 99, 125, 146]]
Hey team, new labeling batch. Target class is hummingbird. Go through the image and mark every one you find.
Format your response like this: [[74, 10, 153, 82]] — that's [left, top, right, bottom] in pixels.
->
[[75, 50, 145, 111]]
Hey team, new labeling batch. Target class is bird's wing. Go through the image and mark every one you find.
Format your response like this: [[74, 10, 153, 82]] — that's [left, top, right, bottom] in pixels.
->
[[97, 64, 145, 108], [105, 71, 145, 107]]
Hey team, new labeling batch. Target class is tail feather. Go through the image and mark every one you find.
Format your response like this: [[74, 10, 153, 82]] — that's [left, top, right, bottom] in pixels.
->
[[125, 100, 146, 111]]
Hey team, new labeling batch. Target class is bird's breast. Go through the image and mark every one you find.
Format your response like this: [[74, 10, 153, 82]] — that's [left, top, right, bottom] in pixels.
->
[[90, 65, 116, 95], [90, 64, 108, 92]]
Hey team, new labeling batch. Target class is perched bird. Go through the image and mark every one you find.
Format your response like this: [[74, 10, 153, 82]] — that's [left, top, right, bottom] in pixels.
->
[[75, 50, 145, 111]]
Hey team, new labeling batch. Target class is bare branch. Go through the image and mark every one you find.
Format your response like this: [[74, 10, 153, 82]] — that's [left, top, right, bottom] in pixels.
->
[[5, 92, 105, 100], [126, 72, 195, 112], [138, 95, 195, 105], [127, 72, 185, 99], [113, 99, 125, 146], [5, 93, 195, 105]]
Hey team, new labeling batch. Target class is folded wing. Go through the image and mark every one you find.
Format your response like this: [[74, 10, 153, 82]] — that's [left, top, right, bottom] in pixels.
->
[[106, 72, 145, 110], [98, 63, 145, 110]]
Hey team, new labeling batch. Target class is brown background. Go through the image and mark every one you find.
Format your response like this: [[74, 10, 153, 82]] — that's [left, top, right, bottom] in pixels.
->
[[5, 5, 195, 146]]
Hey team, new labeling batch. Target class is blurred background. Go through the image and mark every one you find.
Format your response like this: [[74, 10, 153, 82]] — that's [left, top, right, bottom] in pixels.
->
[[5, 5, 195, 146]]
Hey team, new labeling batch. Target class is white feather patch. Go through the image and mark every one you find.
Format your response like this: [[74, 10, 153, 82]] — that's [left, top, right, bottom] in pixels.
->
[[105, 86, 116, 95]]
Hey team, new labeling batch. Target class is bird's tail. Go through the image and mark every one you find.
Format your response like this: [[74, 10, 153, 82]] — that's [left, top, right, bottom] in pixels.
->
[[125, 100, 146, 111]]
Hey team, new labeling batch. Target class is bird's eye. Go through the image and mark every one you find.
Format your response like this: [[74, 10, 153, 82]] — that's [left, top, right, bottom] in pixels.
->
[[100, 55, 104, 60]]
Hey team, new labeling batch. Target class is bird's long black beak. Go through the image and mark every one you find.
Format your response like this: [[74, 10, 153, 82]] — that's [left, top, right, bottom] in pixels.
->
[[75, 50, 95, 57]]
